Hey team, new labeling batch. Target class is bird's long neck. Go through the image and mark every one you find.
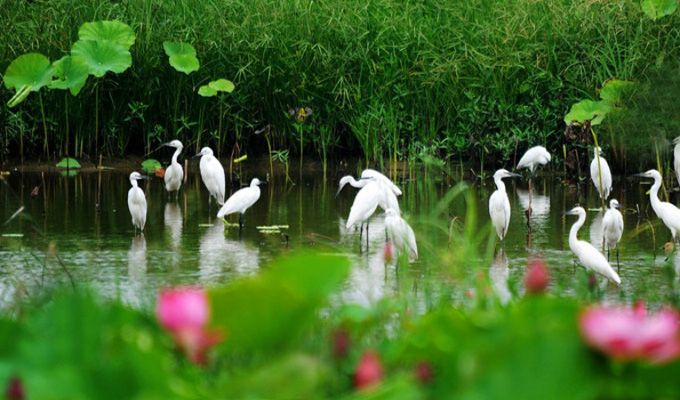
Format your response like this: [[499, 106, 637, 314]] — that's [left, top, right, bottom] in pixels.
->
[[650, 175, 663, 213], [494, 176, 506, 193], [171, 147, 182, 165], [130, 178, 138, 188], [569, 212, 585, 249]]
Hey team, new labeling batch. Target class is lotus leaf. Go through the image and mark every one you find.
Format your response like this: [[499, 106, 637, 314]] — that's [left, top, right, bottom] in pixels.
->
[[78, 20, 135, 49], [641, 0, 677, 19], [4, 53, 55, 92], [563, 100, 611, 126], [141, 159, 162, 173], [56, 158, 82, 168], [72, 40, 132, 78], [198, 85, 217, 97], [599, 78, 636, 104], [208, 79, 235, 93], [50, 55, 89, 96], [7, 85, 32, 108]]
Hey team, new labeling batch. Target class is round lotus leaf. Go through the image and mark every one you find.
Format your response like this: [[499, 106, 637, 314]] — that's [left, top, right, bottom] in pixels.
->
[[169, 54, 199, 75], [141, 159, 162, 173], [599, 78, 635, 104], [50, 55, 89, 96], [56, 158, 82, 168], [198, 85, 217, 97], [78, 20, 136, 49], [72, 40, 132, 78], [563, 100, 612, 126], [4, 53, 55, 92], [163, 41, 197, 57], [208, 79, 235, 93], [641, 0, 677, 20]]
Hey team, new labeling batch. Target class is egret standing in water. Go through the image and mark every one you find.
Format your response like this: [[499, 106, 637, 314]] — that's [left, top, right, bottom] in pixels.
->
[[163, 140, 184, 198], [489, 169, 523, 242], [345, 178, 382, 247], [632, 169, 680, 242], [383, 208, 418, 261], [602, 199, 624, 271], [590, 146, 612, 201], [564, 206, 621, 284], [516, 146, 551, 222], [193, 147, 225, 213], [337, 175, 400, 213], [217, 178, 262, 231], [128, 172, 150, 234]]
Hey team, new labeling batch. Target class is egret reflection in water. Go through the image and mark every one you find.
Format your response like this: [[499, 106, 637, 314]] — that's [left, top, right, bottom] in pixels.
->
[[589, 210, 605, 251], [198, 223, 260, 284], [125, 234, 147, 306], [164, 203, 183, 250], [489, 249, 511, 305]]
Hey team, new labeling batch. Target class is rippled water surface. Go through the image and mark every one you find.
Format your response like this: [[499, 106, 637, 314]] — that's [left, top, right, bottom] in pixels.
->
[[0, 166, 677, 308]]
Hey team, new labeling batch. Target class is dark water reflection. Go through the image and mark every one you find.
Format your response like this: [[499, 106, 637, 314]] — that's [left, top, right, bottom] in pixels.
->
[[1, 168, 679, 308]]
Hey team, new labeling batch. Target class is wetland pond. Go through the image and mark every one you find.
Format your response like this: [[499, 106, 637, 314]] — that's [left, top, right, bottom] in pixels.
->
[[0, 164, 678, 309]]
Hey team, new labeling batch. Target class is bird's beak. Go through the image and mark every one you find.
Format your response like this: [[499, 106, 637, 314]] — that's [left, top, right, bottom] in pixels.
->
[[615, 203, 625, 209], [561, 210, 577, 215], [141, 175, 152, 180], [192, 153, 202, 159], [162, 142, 171, 147], [630, 173, 646, 178], [508, 172, 523, 178]]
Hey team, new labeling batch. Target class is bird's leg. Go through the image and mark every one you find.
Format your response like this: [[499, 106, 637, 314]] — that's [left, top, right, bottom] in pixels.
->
[[607, 245, 610, 262], [208, 196, 212, 221], [366, 222, 370, 251], [616, 246, 620, 273], [239, 213, 244, 231]]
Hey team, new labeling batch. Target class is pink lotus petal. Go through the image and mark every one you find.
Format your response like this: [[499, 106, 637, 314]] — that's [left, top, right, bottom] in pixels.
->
[[579, 304, 680, 364], [355, 351, 383, 390]]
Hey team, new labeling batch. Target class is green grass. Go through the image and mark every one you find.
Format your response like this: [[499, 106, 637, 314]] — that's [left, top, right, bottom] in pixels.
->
[[0, 0, 678, 167]]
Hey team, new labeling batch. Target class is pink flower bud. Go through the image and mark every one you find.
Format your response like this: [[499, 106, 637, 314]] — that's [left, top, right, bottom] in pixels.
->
[[331, 328, 351, 359], [383, 240, 394, 263], [157, 287, 209, 333], [414, 362, 433, 384], [157, 287, 224, 364], [525, 259, 550, 294], [5, 376, 24, 400], [354, 351, 383, 390]]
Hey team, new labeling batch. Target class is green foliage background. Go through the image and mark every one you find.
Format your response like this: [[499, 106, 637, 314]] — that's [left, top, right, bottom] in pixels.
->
[[0, 0, 678, 164]]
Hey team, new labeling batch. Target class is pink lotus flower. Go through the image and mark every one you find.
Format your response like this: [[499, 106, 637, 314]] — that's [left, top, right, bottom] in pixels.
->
[[524, 259, 550, 294], [354, 351, 383, 390], [157, 287, 224, 364], [383, 240, 394, 263], [579, 302, 680, 364]]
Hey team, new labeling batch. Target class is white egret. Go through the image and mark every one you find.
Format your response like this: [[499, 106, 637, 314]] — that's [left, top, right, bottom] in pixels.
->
[[590, 146, 612, 200], [564, 206, 621, 284], [337, 175, 400, 213], [217, 178, 262, 230], [602, 199, 624, 271], [361, 169, 402, 196], [193, 147, 225, 211], [383, 208, 418, 261], [127, 172, 150, 233], [632, 169, 680, 242], [162, 140, 184, 196], [517, 146, 551, 175], [516, 146, 551, 221], [345, 179, 382, 245], [674, 137, 680, 187], [488, 169, 522, 242]]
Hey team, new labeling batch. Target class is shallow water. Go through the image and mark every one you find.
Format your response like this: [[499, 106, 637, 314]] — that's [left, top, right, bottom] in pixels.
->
[[0, 166, 677, 309]]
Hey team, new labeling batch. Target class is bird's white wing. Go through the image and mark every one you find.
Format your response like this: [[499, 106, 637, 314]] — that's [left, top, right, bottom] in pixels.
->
[[577, 241, 620, 284], [218, 187, 260, 218], [165, 163, 183, 191], [202, 158, 226, 205], [346, 184, 380, 228], [489, 191, 509, 239]]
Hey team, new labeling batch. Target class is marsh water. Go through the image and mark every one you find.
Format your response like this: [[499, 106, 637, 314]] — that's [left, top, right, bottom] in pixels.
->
[[0, 165, 678, 309]]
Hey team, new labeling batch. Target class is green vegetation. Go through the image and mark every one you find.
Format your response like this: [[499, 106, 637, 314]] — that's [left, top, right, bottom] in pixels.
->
[[1, 0, 679, 169]]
